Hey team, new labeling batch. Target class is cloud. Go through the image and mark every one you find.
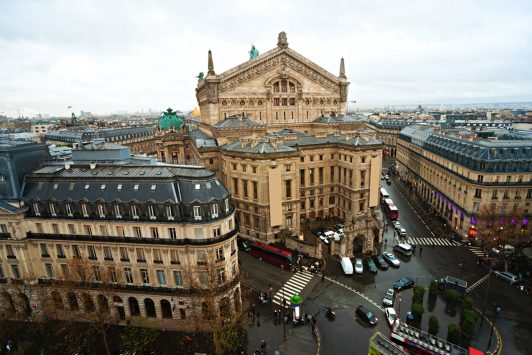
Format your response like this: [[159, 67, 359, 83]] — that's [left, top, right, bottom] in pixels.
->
[[0, 0, 531, 116]]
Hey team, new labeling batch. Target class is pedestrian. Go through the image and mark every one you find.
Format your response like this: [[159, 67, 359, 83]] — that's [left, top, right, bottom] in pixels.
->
[[260, 339, 266, 352], [304, 311, 309, 324], [268, 284, 273, 299], [251, 303, 256, 318], [420, 246, 422, 253], [385, 238, 387, 245]]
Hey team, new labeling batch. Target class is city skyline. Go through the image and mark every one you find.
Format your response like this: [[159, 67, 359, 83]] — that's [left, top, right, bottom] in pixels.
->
[[1, 0, 531, 117]]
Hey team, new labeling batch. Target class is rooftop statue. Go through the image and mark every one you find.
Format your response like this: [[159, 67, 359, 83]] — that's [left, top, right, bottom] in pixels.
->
[[277, 31, 288, 49], [249, 44, 259, 59], [196, 72, 205, 82]]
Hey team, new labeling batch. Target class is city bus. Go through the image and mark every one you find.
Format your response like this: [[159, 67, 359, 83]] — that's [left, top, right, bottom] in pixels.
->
[[383, 198, 399, 220], [249, 241, 294, 269], [380, 187, 390, 202]]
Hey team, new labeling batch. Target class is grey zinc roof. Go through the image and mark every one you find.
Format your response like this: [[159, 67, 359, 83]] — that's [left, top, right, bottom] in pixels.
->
[[22, 164, 229, 204], [401, 125, 532, 162], [213, 116, 263, 128], [222, 138, 297, 154], [312, 114, 364, 123], [189, 129, 218, 148], [273, 128, 382, 147]]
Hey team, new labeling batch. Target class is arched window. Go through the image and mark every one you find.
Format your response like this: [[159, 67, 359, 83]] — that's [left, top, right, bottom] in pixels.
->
[[82, 293, 95, 313], [67, 292, 79, 311], [160, 299, 172, 319], [52, 291, 63, 310], [128, 297, 140, 316], [97, 294, 109, 313], [144, 298, 156, 318]]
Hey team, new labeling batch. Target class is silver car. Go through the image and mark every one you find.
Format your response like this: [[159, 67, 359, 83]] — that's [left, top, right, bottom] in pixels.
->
[[383, 288, 395, 306]]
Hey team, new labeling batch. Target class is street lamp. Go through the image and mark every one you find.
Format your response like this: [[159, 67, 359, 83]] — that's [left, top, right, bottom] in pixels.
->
[[398, 297, 402, 318], [487, 303, 501, 351]]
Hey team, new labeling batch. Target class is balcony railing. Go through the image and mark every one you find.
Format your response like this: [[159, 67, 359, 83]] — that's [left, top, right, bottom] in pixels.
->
[[0, 233, 11, 239], [26, 223, 239, 247]]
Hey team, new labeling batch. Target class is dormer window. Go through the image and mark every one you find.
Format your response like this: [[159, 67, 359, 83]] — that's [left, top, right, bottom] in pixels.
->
[[84, 184, 90, 190], [65, 203, 73, 216], [148, 205, 156, 220], [49, 202, 56, 216], [114, 203, 122, 219], [53, 183, 59, 191], [225, 199, 230, 213], [101, 184, 106, 190], [151, 185, 156, 191], [211, 203, 219, 218], [81, 203, 89, 218], [117, 184, 122, 191], [166, 205, 174, 221], [32, 202, 40, 216], [193, 206, 202, 221], [131, 204, 139, 219], [134, 184, 139, 191], [97, 203, 106, 218]]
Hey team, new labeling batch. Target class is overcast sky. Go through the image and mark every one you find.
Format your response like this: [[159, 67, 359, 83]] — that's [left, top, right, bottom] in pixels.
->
[[1, 0, 531, 117]]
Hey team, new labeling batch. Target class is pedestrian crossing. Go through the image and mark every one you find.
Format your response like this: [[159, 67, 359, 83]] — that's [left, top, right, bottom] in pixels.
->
[[406, 237, 461, 247], [468, 246, 484, 257], [273, 270, 314, 306]]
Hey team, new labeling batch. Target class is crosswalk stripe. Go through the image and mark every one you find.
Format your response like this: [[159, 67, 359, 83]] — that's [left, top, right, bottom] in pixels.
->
[[272, 271, 315, 306], [282, 284, 300, 294], [398, 236, 460, 246]]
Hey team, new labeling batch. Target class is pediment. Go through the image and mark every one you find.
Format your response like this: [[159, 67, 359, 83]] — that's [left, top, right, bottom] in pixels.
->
[[218, 48, 340, 94]]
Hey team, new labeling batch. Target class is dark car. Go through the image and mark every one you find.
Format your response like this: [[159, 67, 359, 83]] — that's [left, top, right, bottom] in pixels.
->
[[356, 305, 378, 326], [393, 277, 415, 291], [386, 178, 392, 185], [364, 258, 378, 273], [372, 255, 388, 270], [237, 237, 251, 252]]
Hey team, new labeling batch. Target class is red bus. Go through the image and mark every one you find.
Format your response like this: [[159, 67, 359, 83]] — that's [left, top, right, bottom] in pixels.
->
[[383, 198, 399, 220], [249, 241, 294, 269]]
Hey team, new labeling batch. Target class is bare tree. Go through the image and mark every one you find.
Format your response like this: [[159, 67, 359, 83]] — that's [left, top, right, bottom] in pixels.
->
[[476, 204, 527, 269], [182, 252, 247, 355], [46, 257, 119, 355]]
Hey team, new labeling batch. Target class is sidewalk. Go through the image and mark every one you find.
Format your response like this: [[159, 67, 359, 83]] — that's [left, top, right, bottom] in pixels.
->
[[245, 288, 318, 355]]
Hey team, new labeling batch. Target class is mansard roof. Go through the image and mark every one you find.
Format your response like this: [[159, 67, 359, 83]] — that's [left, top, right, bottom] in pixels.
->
[[400, 125, 532, 166], [22, 164, 230, 204], [213, 116, 264, 128]]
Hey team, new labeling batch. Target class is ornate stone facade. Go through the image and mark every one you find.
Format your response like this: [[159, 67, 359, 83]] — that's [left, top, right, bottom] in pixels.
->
[[196, 32, 349, 126]]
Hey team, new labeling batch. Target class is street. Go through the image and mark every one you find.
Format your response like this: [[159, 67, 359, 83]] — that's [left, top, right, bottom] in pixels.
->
[[240, 163, 532, 355]]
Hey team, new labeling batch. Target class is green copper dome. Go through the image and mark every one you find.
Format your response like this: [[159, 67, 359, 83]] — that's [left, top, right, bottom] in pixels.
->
[[158, 108, 185, 132]]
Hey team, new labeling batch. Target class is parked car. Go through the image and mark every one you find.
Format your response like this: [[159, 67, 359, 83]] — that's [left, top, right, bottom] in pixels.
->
[[437, 276, 467, 297], [397, 227, 407, 237], [383, 252, 400, 267], [319, 235, 330, 245], [356, 305, 378, 326], [372, 255, 389, 270], [382, 288, 395, 307], [354, 258, 364, 274], [494, 271, 520, 284], [324, 230, 341, 241], [392, 221, 401, 229], [393, 277, 415, 291], [364, 258, 378, 273], [340, 257, 353, 275], [333, 223, 344, 234], [384, 174, 390, 180], [386, 178, 392, 185], [384, 307, 398, 328]]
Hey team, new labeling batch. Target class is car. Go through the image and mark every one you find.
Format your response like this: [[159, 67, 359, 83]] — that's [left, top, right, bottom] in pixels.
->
[[354, 258, 364, 274], [333, 223, 344, 232], [356, 305, 378, 326], [494, 271, 520, 284], [391, 220, 401, 229], [386, 178, 392, 185], [383, 252, 400, 267], [393, 277, 415, 291], [364, 258, 378, 273], [324, 230, 341, 241], [397, 227, 407, 237], [384, 174, 390, 180], [382, 288, 395, 307], [372, 255, 389, 270], [319, 235, 330, 245], [384, 307, 398, 328], [237, 237, 251, 252]]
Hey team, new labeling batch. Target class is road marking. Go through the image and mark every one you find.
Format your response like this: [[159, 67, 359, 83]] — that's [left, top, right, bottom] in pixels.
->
[[273, 270, 315, 306], [466, 273, 490, 293], [324, 276, 384, 311]]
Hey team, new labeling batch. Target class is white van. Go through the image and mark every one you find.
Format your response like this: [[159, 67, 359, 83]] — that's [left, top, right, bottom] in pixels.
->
[[393, 243, 413, 256], [340, 257, 353, 275]]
